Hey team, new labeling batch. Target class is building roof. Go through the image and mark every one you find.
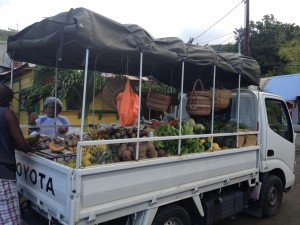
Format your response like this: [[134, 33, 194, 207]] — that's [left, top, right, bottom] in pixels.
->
[[0, 63, 34, 83], [263, 73, 300, 100]]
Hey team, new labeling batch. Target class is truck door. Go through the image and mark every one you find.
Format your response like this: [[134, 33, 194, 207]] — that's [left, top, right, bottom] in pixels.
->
[[264, 97, 295, 187]]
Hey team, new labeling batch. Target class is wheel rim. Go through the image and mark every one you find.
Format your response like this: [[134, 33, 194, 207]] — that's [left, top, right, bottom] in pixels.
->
[[268, 185, 278, 206], [163, 217, 184, 225]]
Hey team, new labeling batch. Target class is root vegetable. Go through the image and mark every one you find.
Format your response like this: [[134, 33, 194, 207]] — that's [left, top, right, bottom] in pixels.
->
[[146, 148, 158, 158], [118, 144, 128, 157], [133, 142, 147, 160], [121, 150, 132, 161], [157, 149, 167, 157], [113, 155, 121, 162], [147, 141, 155, 150]]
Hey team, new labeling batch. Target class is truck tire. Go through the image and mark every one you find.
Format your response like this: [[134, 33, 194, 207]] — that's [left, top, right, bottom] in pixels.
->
[[261, 175, 283, 218], [152, 204, 191, 225]]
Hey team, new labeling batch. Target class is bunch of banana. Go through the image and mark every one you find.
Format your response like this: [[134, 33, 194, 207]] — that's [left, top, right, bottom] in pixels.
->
[[88, 144, 108, 154], [68, 146, 77, 152], [60, 152, 93, 168], [87, 126, 99, 140], [180, 122, 201, 154], [79, 144, 110, 165], [181, 123, 194, 135], [82, 152, 92, 167]]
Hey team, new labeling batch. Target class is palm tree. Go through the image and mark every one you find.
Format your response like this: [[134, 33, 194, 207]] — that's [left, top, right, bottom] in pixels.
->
[[24, 66, 107, 119]]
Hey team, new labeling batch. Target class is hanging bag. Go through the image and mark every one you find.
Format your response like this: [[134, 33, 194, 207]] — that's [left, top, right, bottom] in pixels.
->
[[116, 79, 139, 126], [186, 79, 211, 116]]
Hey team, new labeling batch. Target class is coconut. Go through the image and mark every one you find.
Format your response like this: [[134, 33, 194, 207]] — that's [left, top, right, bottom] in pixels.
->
[[132, 142, 147, 160], [157, 149, 168, 157], [117, 144, 128, 157], [146, 148, 158, 158], [121, 150, 132, 161], [147, 141, 156, 150]]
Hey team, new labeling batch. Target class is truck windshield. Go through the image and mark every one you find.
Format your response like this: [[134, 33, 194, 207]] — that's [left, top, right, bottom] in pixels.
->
[[265, 98, 293, 142]]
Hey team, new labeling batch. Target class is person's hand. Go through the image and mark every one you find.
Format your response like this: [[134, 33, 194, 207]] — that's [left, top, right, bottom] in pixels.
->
[[29, 112, 39, 125], [58, 126, 68, 134]]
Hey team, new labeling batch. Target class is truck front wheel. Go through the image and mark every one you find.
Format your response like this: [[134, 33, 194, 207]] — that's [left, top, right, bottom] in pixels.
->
[[152, 204, 191, 225], [261, 175, 283, 218]]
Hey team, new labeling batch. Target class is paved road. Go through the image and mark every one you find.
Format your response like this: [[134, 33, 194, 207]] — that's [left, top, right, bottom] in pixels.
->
[[213, 151, 300, 225]]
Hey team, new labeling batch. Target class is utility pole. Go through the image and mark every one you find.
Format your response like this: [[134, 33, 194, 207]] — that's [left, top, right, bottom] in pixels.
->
[[244, 0, 250, 56]]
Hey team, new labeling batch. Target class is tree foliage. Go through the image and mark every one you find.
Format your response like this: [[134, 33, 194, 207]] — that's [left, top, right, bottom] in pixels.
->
[[235, 14, 300, 76], [24, 66, 107, 118], [280, 38, 300, 74]]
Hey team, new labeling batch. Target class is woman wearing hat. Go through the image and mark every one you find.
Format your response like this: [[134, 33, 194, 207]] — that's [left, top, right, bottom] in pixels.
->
[[28, 97, 70, 137]]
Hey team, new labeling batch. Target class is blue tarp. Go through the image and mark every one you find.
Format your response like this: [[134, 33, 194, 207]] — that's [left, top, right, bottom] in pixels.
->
[[264, 73, 300, 100]]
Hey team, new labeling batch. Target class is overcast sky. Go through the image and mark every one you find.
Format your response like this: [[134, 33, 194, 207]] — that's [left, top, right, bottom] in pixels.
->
[[1, 0, 300, 45]]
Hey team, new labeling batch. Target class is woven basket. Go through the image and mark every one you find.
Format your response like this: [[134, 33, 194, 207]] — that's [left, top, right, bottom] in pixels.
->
[[146, 90, 171, 112], [186, 79, 211, 116], [208, 82, 232, 111], [102, 78, 138, 109]]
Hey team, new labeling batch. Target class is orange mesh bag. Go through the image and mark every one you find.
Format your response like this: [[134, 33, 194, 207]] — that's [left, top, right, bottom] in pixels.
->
[[116, 79, 139, 126]]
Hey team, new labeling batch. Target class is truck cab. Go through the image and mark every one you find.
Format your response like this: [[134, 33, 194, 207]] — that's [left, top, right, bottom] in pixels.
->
[[230, 89, 295, 218], [260, 92, 295, 189]]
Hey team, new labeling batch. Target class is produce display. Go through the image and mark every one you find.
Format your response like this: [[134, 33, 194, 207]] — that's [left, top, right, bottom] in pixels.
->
[[25, 118, 256, 168]]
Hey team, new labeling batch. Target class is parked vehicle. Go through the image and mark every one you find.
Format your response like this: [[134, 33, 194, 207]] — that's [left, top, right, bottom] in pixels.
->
[[7, 8, 295, 225]]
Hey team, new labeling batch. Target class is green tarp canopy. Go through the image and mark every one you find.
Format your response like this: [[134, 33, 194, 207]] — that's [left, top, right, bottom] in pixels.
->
[[7, 7, 260, 89]]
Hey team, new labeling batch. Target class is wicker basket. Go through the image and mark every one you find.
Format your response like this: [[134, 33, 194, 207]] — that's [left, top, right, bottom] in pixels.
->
[[102, 78, 138, 109], [209, 82, 232, 111], [186, 79, 211, 116], [146, 90, 171, 112]]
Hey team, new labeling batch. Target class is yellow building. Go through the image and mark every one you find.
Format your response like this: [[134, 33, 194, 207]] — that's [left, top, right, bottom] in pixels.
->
[[1, 63, 119, 134]]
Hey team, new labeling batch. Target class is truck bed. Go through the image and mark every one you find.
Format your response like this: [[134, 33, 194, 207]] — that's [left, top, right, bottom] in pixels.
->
[[16, 145, 259, 225]]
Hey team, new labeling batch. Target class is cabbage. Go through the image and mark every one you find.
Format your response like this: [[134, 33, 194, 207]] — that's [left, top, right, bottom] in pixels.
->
[[184, 118, 196, 127], [194, 123, 205, 134]]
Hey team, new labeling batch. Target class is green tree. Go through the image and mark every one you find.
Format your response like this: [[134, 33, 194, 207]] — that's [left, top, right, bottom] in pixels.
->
[[280, 39, 300, 74], [24, 66, 107, 118], [235, 15, 292, 76]]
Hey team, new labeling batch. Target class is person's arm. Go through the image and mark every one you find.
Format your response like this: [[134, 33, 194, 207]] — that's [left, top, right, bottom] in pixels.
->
[[6, 109, 33, 153], [58, 116, 70, 134], [28, 112, 40, 134], [28, 112, 39, 125]]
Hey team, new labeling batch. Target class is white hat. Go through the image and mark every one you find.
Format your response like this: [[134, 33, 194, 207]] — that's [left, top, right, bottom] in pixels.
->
[[44, 97, 63, 109]]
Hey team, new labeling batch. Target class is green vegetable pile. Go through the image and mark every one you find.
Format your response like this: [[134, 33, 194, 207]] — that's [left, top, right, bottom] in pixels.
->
[[153, 120, 205, 155]]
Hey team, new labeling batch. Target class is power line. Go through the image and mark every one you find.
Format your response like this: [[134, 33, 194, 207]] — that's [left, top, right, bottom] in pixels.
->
[[193, 0, 244, 42], [206, 35, 236, 48], [198, 32, 234, 45], [219, 35, 236, 45]]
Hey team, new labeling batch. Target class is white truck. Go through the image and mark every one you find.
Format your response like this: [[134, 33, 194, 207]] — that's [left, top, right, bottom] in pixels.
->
[[16, 89, 295, 225], [7, 7, 295, 225]]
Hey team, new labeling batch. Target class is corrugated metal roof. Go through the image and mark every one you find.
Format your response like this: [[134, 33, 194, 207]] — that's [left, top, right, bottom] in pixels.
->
[[263, 73, 300, 100]]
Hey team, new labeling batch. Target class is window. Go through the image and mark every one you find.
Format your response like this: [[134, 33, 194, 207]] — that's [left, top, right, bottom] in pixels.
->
[[265, 98, 293, 142], [66, 96, 81, 111], [19, 92, 27, 111]]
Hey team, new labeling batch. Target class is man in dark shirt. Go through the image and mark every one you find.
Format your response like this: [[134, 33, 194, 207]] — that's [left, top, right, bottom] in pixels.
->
[[0, 84, 33, 225]]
